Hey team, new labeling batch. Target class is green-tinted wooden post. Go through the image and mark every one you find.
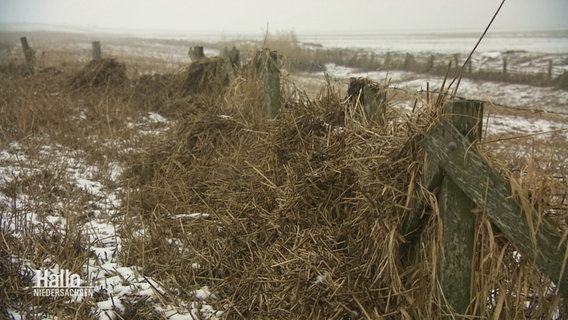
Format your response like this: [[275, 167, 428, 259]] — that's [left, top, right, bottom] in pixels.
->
[[422, 120, 568, 296], [92, 41, 102, 61], [438, 99, 483, 317], [262, 50, 281, 119], [20, 37, 34, 73]]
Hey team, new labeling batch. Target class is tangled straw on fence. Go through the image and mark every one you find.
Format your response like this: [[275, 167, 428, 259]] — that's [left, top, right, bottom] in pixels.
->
[[120, 58, 567, 318], [2, 52, 566, 318]]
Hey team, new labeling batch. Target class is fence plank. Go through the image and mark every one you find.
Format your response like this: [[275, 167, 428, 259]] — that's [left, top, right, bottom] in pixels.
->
[[421, 120, 568, 295]]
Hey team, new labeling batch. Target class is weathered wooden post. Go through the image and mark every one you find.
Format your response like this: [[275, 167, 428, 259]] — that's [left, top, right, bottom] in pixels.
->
[[221, 46, 240, 80], [20, 37, 34, 73], [548, 60, 553, 82], [437, 99, 483, 317], [92, 41, 102, 61], [188, 46, 204, 61], [363, 84, 386, 123], [502, 57, 508, 78], [259, 50, 281, 119], [404, 53, 414, 70], [384, 52, 391, 69], [453, 54, 460, 71], [426, 55, 434, 72]]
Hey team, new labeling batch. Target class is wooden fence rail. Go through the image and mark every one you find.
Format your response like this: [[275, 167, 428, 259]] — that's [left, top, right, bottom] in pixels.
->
[[421, 100, 568, 315]]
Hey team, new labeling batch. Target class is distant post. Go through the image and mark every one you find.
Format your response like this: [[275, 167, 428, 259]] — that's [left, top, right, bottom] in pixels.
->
[[384, 52, 391, 69], [502, 57, 508, 78], [20, 37, 35, 73], [363, 84, 387, 123], [548, 60, 553, 82], [404, 53, 414, 70], [188, 46, 205, 61], [426, 55, 434, 72], [92, 41, 102, 61], [453, 54, 460, 71], [221, 46, 240, 80]]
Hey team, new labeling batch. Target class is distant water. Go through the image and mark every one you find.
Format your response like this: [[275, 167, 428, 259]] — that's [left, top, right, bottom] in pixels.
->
[[298, 30, 568, 54]]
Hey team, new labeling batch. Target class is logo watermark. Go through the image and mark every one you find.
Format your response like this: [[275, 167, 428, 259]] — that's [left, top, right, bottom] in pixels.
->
[[33, 269, 94, 297]]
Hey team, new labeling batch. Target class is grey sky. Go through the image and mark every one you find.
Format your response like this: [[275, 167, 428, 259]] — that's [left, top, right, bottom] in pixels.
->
[[1, 0, 567, 34]]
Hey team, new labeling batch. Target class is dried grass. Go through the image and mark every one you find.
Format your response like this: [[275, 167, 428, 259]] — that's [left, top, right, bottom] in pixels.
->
[[1, 41, 567, 319]]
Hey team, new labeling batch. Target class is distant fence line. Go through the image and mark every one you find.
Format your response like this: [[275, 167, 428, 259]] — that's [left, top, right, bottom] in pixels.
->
[[12, 37, 567, 90]]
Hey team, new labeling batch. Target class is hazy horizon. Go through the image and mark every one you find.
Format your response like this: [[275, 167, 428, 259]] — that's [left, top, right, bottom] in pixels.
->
[[1, 0, 568, 37]]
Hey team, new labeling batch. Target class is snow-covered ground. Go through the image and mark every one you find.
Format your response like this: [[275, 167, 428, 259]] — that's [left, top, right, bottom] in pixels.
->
[[0, 113, 223, 319], [321, 63, 568, 140]]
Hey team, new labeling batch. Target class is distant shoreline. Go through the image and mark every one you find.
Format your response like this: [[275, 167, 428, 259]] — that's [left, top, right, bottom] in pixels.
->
[[1, 22, 567, 39]]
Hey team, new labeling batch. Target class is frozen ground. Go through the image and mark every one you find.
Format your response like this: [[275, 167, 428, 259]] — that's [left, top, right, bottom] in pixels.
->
[[321, 63, 568, 139], [1, 113, 222, 319]]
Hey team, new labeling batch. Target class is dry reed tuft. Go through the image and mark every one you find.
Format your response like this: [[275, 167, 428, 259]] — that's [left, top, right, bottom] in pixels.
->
[[121, 65, 450, 318], [70, 58, 128, 89]]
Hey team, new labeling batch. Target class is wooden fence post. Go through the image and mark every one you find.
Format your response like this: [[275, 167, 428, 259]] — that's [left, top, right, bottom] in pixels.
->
[[437, 99, 483, 317], [503, 57, 508, 78], [426, 55, 434, 72], [260, 50, 281, 119], [454, 54, 460, 71], [548, 60, 553, 82], [20, 37, 34, 73], [221, 46, 240, 80], [404, 53, 414, 69], [363, 84, 386, 123], [384, 52, 391, 69], [188, 46, 204, 61], [92, 41, 102, 61]]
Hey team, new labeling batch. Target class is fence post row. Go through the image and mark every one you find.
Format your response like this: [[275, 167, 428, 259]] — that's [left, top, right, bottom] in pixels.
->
[[20, 37, 35, 73]]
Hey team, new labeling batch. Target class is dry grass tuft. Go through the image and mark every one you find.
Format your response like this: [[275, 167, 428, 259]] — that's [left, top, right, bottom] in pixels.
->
[[70, 58, 128, 89]]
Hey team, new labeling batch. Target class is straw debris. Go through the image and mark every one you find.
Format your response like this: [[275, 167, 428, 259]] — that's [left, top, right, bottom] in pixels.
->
[[122, 70, 450, 318]]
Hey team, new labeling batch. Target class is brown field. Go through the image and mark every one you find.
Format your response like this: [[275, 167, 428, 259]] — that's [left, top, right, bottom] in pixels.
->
[[1, 30, 567, 319]]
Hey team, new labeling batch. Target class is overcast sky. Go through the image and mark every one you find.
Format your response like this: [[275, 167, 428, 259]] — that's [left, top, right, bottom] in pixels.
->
[[1, 0, 567, 35]]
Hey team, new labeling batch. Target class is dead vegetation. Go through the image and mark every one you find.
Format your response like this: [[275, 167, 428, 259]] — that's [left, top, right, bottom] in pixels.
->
[[0, 33, 567, 319]]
